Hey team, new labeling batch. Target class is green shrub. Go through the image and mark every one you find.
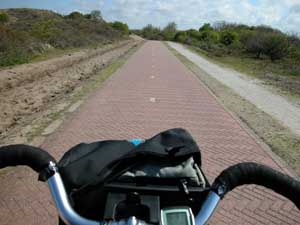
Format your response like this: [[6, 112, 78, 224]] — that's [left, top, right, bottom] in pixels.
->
[[0, 25, 12, 51], [162, 22, 177, 41], [174, 31, 187, 43], [0, 8, 126, 67], [0, 49, 29, 66], [0, 12, 9, 23], [220, 31, 238, 46], [110, 21, 129, 35], [241, 31, 265, 58], [31, 20, 59, 40], [262, 32, 289, 61], [199, 30, 219, 43], [186, 29, 201, 40], [241, 30, 289, 61], [0, 26, 31, 66], [288, 46, 300, 61], [84, 14, 92, 19], [66, 11, 84, 19]]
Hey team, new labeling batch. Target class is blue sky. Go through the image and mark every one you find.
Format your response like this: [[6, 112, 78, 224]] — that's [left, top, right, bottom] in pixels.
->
[[0, 0, 299, 33]]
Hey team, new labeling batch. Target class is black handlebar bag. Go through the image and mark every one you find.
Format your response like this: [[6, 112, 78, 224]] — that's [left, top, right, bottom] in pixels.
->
[[57, 128, 208, 224]]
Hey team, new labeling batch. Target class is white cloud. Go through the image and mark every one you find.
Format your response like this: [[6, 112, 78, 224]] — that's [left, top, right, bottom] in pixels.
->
[[0, 0, 298, 32], [278, 4, 300, 33], [71, 0, 105, 13], [70, 0, 300, 33]]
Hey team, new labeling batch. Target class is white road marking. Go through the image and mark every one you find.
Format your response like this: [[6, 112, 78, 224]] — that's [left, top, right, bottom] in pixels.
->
[[149, 97, 156, 102]]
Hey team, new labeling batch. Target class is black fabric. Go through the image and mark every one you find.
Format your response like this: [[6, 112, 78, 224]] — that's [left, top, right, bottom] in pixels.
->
[[213, 162, 300, 209], [57, 128, 202, 221], [58, 128, 201, 190], [0, 144, 56, 173], [120, 128, 201, 163], [58, 140, 135, 191]]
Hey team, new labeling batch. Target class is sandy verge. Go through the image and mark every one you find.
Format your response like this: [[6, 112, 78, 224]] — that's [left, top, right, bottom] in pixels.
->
[[0, 40, 141, 144]]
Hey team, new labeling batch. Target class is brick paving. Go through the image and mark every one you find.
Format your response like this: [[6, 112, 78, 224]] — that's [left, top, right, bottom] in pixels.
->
[[0, 41, 299, 224]]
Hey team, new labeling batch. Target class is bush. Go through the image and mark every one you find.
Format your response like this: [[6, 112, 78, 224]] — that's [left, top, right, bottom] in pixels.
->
[[241, 30, 290, 61], [0, 49, 29, 66], [0, 25, 12, 52], [31, 19, 59, 40], [66, 11, 84, 19], [110, 21, 129, 35], [0, 8, 126, 67], [262, 32, 289, 61], [0, 12, 9, 23], [242, 31, 264, 58], [0, 26, 31, 66], [186, 29, 201, 40], [289, 47, 300, 61], [199, 30, 219, 43], [174, 31, 187, 43], [220, 31, 237, 46]]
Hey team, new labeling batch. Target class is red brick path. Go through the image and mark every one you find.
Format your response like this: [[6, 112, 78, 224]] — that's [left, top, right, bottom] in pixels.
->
[[0, 41, 299, 224]]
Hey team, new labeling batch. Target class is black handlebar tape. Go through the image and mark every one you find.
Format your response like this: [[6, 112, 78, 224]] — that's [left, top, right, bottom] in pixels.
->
[[0, 144, 56, 173], [213, 162, 300, 209]]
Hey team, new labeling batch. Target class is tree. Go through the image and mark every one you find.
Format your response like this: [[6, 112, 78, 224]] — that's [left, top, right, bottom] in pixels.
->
[[199, 23, 213, 32], [162, 22, 177, 40]]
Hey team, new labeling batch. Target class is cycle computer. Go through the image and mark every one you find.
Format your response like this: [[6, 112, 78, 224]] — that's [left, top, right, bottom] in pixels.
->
[[161, 207, 195, 225]]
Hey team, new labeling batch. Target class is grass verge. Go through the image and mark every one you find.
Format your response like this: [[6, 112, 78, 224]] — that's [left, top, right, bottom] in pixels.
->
[[166, 42, 300, 175], [186, 45, 300, 98]]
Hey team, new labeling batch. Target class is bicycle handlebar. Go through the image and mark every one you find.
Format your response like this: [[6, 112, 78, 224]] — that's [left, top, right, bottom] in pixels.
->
[[1, 145, 300, 225], [0, 144, 56, 173], [212, 162, 300, 209]]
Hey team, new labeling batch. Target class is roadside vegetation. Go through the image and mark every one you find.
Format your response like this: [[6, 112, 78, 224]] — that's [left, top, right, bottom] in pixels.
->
[[134, 22, 300, 96], [0, 9, 130, 67]]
